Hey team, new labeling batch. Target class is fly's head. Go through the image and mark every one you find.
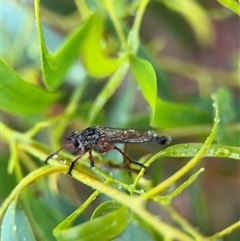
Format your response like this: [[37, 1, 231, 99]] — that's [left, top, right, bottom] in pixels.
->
[[65, 131, 85, 152]]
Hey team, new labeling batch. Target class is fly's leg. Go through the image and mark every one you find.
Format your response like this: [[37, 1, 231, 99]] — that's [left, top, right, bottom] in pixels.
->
[[121, 144, 138, 176], [67, 152, 86, 175], [45, 143, 72, 164], [88, 151, 94, 168], [123, 144, 128, 165], [105, 162, 147, 174], [113, 146, 146, 169]]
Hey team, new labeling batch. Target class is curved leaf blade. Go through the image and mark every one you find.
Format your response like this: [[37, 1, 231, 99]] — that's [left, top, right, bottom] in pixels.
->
[[1, 202, 37, 241], [217, 0, 240, 16], [1, 59, 59, 115], [54, 203, 128, 241], [91, 200, 123, 219], [35, 0, 100, 90], [81, 17, 122, 77], [129, 56, 212, 128], [130, 56, 157, 119]]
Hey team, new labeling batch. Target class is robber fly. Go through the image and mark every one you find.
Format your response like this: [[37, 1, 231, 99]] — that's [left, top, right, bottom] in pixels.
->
[[45, 126, 171, 175]]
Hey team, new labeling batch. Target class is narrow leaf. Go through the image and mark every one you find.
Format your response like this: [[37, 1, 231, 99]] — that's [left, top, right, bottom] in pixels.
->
[[162, 143, 240, 160], [130, 56, 157, 118], [35, 0, 100, 90]]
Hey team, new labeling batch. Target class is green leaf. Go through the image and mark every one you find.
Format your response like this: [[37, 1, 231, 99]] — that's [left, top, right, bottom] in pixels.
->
[[0, 157, 18, 199], [130, 56, 157, 118], [152, 98, 212, 128], [162, 143, 240, 160], [129, 56, 212, 128], [217, 0, 240, 16], [211, 88, 237, 145], [25, 194, 65, 241], [1, 201, 37, 241], [215, 88, 235, 124], [0, 59, 59, 115], [54, 202, 128, 241], [81, 16, 122, 77], [138, 45, 172, 100], [91, 200, 124, 219], [35, 0, 101, 90]]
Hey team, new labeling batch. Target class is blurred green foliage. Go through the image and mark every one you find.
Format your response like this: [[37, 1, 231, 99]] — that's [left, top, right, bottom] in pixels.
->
[[1, 0, 239, 240]]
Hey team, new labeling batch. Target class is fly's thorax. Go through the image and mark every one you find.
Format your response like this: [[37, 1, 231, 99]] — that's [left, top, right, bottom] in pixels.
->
[[75, 134, 86, 152]]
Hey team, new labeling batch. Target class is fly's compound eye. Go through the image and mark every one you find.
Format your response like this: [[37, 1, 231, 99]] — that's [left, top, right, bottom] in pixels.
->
[[66, 131, 79, 148], [71, 136, 79, 148]]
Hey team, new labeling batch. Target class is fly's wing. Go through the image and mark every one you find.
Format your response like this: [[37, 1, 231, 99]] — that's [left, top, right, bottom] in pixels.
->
[[96, 126, 157, 144]]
